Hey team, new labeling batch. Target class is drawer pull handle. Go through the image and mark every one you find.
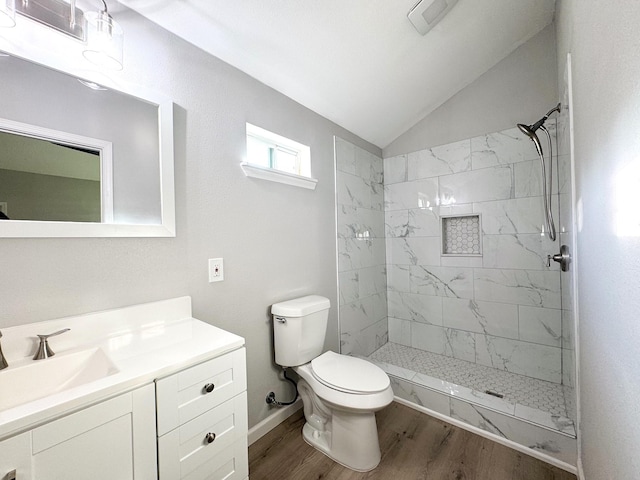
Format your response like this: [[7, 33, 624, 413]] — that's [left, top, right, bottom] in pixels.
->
[[6, 469, 17, 480], [203, 383, 215, 394], [205, 432, 216, 444]]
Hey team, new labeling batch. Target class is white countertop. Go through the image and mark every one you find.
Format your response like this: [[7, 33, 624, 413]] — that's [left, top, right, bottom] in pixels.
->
[[0, 296, 245, 440]]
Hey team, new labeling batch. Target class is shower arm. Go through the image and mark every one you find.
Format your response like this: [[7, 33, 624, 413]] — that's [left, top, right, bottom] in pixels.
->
[[546, 103, 561, 119]]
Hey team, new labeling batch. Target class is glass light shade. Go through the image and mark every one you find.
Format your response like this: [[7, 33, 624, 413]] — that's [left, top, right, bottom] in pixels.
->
[[0, 0, 16, 28], [82, 10, 123, 70]]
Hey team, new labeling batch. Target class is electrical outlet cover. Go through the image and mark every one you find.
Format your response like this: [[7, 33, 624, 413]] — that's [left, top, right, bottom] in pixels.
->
[[208, 258, 224, 282]]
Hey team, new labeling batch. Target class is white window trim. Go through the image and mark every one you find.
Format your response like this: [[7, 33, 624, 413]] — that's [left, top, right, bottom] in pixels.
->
[[243, 123, 316, 189], [240, 162, 318, 190]]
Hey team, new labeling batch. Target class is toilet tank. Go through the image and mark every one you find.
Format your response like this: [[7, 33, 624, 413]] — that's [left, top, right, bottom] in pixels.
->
[[272, 295, 330, 367]]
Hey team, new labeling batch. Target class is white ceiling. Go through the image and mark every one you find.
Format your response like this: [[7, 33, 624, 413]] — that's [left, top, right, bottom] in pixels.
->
[[119, 0, 555, 148]]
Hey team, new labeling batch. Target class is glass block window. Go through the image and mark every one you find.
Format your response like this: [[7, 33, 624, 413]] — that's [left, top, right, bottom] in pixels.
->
[[442, 215, 481, 255]]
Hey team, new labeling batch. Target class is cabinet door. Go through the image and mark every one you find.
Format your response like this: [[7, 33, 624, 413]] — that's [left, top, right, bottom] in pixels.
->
[[0, 432, 32, 480], [31, 384, 157, 480]]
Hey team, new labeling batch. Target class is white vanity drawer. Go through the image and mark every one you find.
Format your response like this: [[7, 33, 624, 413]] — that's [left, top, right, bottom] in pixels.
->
[[158, 392, 248, 480], [183, 436, 248, 480], [156, 348, 246, 436]]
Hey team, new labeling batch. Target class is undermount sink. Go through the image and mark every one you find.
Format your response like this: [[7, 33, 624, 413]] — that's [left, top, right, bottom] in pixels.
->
[[0, 348, 119, 412]]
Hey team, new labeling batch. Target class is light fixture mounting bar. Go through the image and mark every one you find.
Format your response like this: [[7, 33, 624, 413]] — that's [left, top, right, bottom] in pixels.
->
[[16, 0, 85, 40]]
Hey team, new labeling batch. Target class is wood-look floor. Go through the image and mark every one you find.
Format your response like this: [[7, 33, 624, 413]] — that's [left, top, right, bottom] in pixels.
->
[[249, 402, 576, 480]]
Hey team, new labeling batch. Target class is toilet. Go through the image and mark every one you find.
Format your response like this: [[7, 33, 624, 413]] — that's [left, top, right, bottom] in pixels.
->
[[272, 295, 393, 472]]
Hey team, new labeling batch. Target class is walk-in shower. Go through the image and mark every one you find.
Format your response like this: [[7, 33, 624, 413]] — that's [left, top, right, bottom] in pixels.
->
[[335, 100, 578, 465], [518, 103, 561, 241]]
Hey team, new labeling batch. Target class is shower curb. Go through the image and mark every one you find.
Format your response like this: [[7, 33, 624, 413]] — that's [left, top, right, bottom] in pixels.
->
[[390, 375, 577, 471]]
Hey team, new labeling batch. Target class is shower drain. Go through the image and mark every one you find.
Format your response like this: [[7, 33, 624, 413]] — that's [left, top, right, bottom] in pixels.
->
[[484, 390, 504, 399]]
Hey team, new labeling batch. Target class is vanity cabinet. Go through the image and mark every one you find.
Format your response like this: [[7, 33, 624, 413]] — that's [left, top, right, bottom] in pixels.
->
[[0, 349, 248, 480], [0, 384, 157, 480], [0, 432, 32, 479], [0, 298, 248, 480], [156, 347, 248, 480]]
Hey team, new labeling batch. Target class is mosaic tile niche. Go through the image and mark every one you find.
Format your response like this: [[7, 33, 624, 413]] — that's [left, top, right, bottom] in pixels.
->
[[442, 214, 481, 255]]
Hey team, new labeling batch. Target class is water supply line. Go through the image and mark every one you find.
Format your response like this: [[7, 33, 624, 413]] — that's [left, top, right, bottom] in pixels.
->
[[265, 368, 298, 407]]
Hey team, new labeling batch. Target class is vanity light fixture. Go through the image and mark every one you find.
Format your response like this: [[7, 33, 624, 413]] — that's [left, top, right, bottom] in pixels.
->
[[82, 1, 123, 70], [0, 0, 124, 70]]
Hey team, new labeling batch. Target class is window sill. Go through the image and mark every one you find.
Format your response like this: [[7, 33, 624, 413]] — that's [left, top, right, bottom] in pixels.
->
[[240, 162, 318, 190]]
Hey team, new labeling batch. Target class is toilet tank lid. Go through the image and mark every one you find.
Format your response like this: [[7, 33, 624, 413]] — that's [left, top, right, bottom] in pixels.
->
[[272, 295, 330, 317]]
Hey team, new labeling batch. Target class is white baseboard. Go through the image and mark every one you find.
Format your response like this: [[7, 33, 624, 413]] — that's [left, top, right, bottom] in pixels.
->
[[393, 396, 578, 475], [248, 399, 303, 446]]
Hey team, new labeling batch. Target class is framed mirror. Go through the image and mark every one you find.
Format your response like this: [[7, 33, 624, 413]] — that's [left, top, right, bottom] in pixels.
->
[[0, 51, 175, 237]]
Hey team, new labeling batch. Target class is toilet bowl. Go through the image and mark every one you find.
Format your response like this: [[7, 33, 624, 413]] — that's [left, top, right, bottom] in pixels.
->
[[272, 296, 393, 472], [294, 352, 393, 471]]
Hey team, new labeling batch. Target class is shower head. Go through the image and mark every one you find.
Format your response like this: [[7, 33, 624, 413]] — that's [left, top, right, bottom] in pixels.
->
[[517, 103, 561, 157], [517, 122, 544, 157]]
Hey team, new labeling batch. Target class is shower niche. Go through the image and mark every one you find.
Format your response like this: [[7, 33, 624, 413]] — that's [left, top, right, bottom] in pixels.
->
[[335, 98, 578, 469], [441, 214, 482, 256]]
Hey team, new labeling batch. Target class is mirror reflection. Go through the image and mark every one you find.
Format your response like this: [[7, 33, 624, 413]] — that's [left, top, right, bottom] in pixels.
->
[[0, 128, 105, 223]]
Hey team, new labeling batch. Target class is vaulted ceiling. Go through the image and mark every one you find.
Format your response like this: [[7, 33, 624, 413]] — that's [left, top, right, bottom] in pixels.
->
[[120, 0, 555, 148]]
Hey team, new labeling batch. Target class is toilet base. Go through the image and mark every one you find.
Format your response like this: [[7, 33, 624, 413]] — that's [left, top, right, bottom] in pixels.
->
[[297, 379, 383, 472], [291, 360, 393, 472]]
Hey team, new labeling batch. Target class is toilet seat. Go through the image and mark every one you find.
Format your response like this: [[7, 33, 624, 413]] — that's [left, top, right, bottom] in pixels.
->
[[310, 351, 390, 394], [295, 362, 393, 412]]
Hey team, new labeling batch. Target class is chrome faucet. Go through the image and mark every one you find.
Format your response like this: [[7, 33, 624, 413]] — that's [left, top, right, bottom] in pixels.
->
[[33, 328, 70, 360], [0, 331, 8, 370]]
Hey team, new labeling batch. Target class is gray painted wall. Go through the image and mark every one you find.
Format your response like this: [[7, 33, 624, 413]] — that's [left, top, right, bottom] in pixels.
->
[[556, 1, 640, 477], [0, 7, 379, 429], [384, 24, 558, 157]]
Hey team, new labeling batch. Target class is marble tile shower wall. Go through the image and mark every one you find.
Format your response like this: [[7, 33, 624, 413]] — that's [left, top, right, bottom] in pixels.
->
[[384, 123, 565, 384], [335, 137, 388, 357]]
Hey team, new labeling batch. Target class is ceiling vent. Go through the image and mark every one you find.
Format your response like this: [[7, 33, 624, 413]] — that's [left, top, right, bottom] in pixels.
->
[[408, 0, 459, 35]]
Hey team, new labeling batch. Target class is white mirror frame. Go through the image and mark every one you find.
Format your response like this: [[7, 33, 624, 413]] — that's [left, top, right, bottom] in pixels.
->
[[0, 18, 176, 238]]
